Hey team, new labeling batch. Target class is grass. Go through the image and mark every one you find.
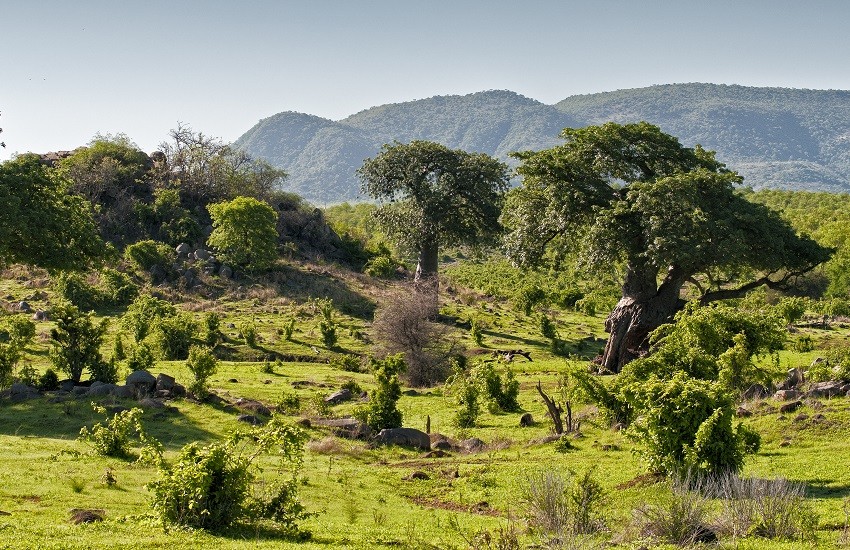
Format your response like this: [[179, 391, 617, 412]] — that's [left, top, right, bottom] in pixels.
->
[[1, 262, 850, 548]]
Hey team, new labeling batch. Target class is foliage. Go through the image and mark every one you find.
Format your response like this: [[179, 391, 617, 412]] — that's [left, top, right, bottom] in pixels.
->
[[147, 419, 308, 533], [634, 479, 714, 546], [147, 313, 198, 360], [329, 353, 361, 373], [0, 315, 36, 349], [79, 403, 161, 461], [358, 140, 510, 278], [100, 268, 138, 306], [315, 298, 338, 349], [503, 122, 830, 372], [539, 314, 558, 341], [208, 196, 279, 271], [203, 312, 221, 346], [0, 344, 20, 386], [627, 372, 756, 476], [53, 272, 102, 311], [122, 293, 176, 342], [126, 342, 155, 373], [522, 468, 607, 544], [276, 391, 301, 415], [364, 255, 398, 279], [474, 361, 521, 413], [90, 357, 119, 384], [365, 354, 405, 431], [185, 345, 218, 399], [453, 370, 481, 428], [281, 317, 296, 341], [716, 474, 815, 540], [469, 317, 484, 346], [239, 320, 258, 347], [136, 188, 200, 246], [776, 296, 809, 324], [49, 303, 108, 383], [124, 239, 174, 274], [0, 154, 103, 270]]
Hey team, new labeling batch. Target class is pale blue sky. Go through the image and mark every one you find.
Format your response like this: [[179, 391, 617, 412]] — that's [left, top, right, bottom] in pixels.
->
[[2, 1, 849, 160]]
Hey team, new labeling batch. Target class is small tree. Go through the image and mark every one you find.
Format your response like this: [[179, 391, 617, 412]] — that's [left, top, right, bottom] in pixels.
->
[[207, 196, 279, 271], [122, 293, 177, 343], [186, 345, 218, 398], [366, 354, 405, 431], [50, 303, 108, 383]]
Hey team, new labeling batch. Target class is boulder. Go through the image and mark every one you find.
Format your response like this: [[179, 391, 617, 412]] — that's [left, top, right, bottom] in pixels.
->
[[519, 413, 534, 427], [125, 370, 156, 395], [324, 388, 353, 405], [742, 383, 770, 400], [459, 437, 486, 453], [138, 397, 166, 409], [779, 400, 803, 414], [773, 389, 802, 401], [32, 310, 48, 322], [72, 385, 90, 396], [58, 379, 75, 392], [312, 417, 370, 439], [777, 368, 804, 390], [171, 384, 187, 398], [17, 301, 31, 313], [219, 265, 233, 279], [237, 414, 264, 425], [9, 383, 39, 400], [234, 398, 271, 416], [176, 243, 191, 256], [376, 427, 431, 450], [735, 406, 753, 418], [155, 373, 176, 392], [113, 385, 133, 399], [149, 264, 167, 283], [432, 439, 453, 451], [88, 383, 118, 397], [806, 380, 845, 398], [194, 249, 211, 261]]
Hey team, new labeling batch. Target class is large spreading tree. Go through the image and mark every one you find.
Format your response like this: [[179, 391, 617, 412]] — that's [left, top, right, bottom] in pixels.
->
[[503, 122, 831, 373], [358, 140, 510, 283]]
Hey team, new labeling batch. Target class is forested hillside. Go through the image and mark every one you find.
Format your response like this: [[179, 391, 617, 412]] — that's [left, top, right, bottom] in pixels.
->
[[235, 84, 850, 204]]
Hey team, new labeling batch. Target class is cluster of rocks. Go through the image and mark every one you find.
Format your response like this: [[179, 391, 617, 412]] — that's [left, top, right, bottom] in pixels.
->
[[769, 366, 850, 401], [1, 370, 186, 403], [155, 243, 233, 286]]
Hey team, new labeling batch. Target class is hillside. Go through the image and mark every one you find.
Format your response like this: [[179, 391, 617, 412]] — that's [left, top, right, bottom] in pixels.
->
[[234, 84, 850, 204]]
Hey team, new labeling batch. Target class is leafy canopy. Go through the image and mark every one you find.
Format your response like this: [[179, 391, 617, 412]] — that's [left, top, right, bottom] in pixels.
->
[[503, 122, 830, 300], [207, 196, 279, 270], [358, 140, 510, 265]]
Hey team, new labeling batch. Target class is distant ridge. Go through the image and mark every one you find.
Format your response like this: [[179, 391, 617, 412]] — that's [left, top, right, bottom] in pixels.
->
[[234, 84, 850, 204]]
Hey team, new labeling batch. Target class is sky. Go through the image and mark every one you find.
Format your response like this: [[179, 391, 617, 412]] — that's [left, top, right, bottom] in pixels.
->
[[2, 0, 850, 160]]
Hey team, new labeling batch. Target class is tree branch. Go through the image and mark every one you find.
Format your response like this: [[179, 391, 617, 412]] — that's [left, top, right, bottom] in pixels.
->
[[698, 267, 815, 304]]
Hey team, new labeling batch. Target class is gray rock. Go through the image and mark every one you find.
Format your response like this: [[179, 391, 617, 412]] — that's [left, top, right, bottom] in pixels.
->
[[324, 388, 353, 405], [10, 382, 34, 396], [459, 437, 486, 453], [234, 398, 271, 416], [88, 383, 118, 397], [171, 384, 187, 397], [32, 310, 48, 321], [138, 397, 166, 409], [113, 385, 133, 399], [806, 380, 845, 398], [432, 439, 453, 451], [149, 264, 167, 283], [377, 427, 430, 450], [176, 243, 191, 255], [72, 386, 90, 396], [779, 400, 803, 414], [126, 370, 156, 395], [219, 265, 233, 279], [736, 406, 753, 417], [194, 249, 211, 261], [777, 368, 804, 390], [773, 389, 802, 401], [17, 301, 31, 313], [155, 373, 176, 392], [58, 379, 75, 392], [742, 383, 770, 400]]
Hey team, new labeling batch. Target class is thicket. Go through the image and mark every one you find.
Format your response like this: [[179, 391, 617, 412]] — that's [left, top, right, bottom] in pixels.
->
[[363, 354, 405, 431], [49, 303, 108, 384]]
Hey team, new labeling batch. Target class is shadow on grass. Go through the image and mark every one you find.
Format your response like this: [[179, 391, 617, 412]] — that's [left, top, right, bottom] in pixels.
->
[[271, 264, 376, 320], [0, 397, 217, 450], [805, 480, 850, 499]]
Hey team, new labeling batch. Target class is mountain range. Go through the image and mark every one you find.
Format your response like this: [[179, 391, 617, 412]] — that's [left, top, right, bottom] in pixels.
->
[[233, 83, 850, 205]]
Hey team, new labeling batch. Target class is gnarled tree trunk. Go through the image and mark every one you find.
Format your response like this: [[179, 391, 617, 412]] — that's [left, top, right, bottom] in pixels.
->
[[598, 264, 687, 373], [414, 239, 439, 293]]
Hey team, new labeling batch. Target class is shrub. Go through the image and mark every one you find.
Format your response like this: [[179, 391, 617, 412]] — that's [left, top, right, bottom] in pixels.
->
[[628, 373, 755, 477], [523, 468, 607, 543], [0, 344, 21, 386], [16, 365, 39, 387], [122, 294, 176, 342], [54, 272, 103, 311], [186, 345, 218, 398], [364, 255, 396, 278], [203, 312, 221, 346], [277, 391, 301, 415], [147, 419, 309, 533], [49, 303, 108, 383], [514, 285, 546, 316], [792, 334, 815, 353], [100, 268, 138, 306], [371, 289, 458, 386], [239, 320, 258, 347], [90, 357, 119, 384], [1, 316, 36, 349], [282, 317, 296, 341], [126, 342, 156, 373], [113, 333, 127, 361], [715, 474, 814, 540], [316, 298, 338, 349], [207, 196, 279, 271], [148, 313, 198, 360], [330, 353, 361, 373], [366, 354, 405, 431], [38, 368, 60, 391], [124, 239, 174, 272], [540, 314, 558, 341], [474, 361, 521, 413], [453, 373, 481, 428], [79, 404, 161, 461], [470, 317, 484, 346], [634, 479, 714, 546], [776, 296, 808, 325]]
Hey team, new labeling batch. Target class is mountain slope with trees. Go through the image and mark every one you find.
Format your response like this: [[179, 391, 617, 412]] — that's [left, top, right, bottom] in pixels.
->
[[234, 84, 850, 204]]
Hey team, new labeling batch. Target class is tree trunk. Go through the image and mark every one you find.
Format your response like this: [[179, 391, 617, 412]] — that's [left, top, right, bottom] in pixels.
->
[[414, 239, 439, 292], [598, 265, 686, 374]]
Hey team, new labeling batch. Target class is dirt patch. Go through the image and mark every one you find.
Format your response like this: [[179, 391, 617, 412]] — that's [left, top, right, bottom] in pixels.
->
[[616, 472, 664, 490], [409, 496, 502, 517]]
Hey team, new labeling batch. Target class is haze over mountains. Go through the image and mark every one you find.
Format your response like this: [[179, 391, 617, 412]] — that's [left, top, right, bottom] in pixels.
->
[[233, 83, 850, 205]]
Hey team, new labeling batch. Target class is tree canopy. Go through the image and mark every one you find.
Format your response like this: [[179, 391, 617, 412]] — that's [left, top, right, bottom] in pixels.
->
[[503, 122, 831, 373], [0, 154, 103, 271], [358, 140, 510, 281], [207, 196, 279, 271]]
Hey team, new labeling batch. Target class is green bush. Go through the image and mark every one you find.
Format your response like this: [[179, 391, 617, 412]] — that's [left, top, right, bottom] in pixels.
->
[[124, 240, 174, 274], [1, 316, 36, 349], [792, 334, 815, 353], [38, 368, 60, 391], [126, 343, 156, 373], [147, 420, 309, 533], [366, 354, 405, 431], [79, 404, 161, 461], [469, 317, 484, 346], [122, 294, 177, 342], [186, 345, 218, 398], [203, 312, 221, 346], [90, 357, 120, 384], [100, 268, 138, 306], [276, 391, 301, 415], [364, 255, 396, 278], [473, 361, 521, 413], [0, 344, 20, 387], [282, 317, 296, 341], [453, 373, 481, 428], [628, 373, 756, 476], [49, 303, 108, 383], [329, 353, 361, 372], [239, 320, 258, 347], [540, 314, 558, 340], [53, 272, 103, 311], [776, 296, 808, 324], [148, 313, 198, 360]]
